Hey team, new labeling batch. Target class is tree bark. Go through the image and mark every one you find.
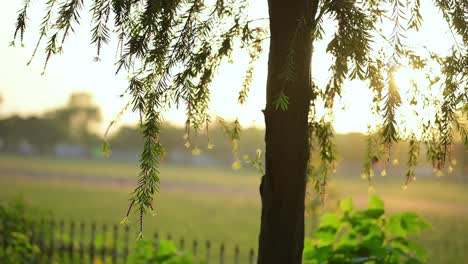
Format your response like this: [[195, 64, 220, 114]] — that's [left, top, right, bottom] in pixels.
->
[[257, 0, 317, 263]]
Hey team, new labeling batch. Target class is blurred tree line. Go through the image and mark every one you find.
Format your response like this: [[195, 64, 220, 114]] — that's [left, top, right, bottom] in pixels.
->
[[0, 92, 101, 155], [0, 93, 465, 175], [108, 123, 265, 166]]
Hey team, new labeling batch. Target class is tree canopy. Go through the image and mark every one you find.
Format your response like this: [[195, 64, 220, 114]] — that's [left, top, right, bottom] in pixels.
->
[[12, 0, 467, 247]]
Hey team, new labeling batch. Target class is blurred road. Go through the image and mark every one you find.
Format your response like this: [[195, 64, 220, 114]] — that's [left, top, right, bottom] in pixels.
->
[[0, 168, 258, 196]]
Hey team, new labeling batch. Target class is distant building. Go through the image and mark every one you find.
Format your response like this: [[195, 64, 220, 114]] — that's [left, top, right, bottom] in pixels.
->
[[54, 144, 88, 157]]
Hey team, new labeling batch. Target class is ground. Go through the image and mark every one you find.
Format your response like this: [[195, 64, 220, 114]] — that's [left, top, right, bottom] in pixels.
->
[[0, 155, 466, 263]]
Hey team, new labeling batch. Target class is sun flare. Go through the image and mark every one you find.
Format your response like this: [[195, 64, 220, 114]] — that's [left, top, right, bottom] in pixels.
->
[[392, 66, 442, 140]]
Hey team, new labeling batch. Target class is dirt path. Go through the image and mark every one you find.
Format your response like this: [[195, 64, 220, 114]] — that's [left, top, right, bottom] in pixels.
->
[[0, 168, 258, 197]]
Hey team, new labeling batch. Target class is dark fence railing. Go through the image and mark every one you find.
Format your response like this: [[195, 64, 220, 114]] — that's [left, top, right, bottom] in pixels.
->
[[1, 218, 256, 264]]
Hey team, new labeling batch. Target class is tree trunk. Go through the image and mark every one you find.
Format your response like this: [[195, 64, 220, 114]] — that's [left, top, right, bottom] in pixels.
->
[[257, 0, 317, 263]]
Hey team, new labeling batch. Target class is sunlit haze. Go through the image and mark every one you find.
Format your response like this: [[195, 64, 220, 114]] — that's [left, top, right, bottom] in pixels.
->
[[0, 0, 456, 134], [0, 2, 466, 262]]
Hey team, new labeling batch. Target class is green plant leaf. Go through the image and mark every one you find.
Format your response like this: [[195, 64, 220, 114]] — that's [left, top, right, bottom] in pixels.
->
[[386, 214, 406, 237], [364, 194, 385, 218], [400, 212, 430, 234], [101, 141, 111, 157], [407, 240, 427, 261], [319, 213, 341, 229], [368, 194, 384, 210], [273, 94, 289, 111], [340, 197, 354, 213], [305, 195, 428, 264]]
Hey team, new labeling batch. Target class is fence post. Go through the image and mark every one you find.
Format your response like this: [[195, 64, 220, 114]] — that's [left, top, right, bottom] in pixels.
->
[[248, 248, 255, 264], [180, 237, 185, 251], [464, 222, 467, 264], [6, 219, 267, 264], [1, 217, 6, 249], [219, 243, 225, 264], [20, 217, 27, 241], [193, 239, 198, 257], [90, 222, 96, 264], [69, 221, 75, 263], [38, 219, 45, 259], [79, 222, 85, 263], [30, 220, 37, 246], [123, 224, 130, 263], [101, 224, 108, 262], [37, 219, 45, 263], [59, 220, 65, 260], [112, 224, 118, 264], [153, 232, 160, 251], [205, 240, 211, 264], [48, 220, 55, 263]]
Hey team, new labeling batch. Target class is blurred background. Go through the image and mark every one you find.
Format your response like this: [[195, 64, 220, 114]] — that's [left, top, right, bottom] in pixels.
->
[[0, 91, 466, 263], [0, 0, 466, 262]]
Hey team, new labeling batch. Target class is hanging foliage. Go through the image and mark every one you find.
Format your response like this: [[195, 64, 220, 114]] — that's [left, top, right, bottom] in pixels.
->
[[12, 0, 467, 231]]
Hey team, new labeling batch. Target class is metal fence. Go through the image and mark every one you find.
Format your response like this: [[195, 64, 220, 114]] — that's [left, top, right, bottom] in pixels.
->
[[1, 219, 256, 264]]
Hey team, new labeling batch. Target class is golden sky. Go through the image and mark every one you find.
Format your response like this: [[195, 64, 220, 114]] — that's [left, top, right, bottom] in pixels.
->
[[0, 0, 456, 134]]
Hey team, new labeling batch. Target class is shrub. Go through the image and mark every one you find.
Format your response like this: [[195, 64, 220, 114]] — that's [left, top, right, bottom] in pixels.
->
[[128, 239, 200, 264], [0, 197, 30, 235], [0, 196, 428, 263], [0, 198, 42, 263], [304, 195, 430, 264], [0, 232, 39, 264]]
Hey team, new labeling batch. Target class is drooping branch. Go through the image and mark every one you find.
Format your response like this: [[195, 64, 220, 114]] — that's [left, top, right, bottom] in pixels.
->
[[11, 0, 468, 234]]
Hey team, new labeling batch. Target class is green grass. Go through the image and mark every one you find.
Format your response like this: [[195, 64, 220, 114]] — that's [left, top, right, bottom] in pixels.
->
[[0, 155, 467, 263], [0, 155, 259, 187]]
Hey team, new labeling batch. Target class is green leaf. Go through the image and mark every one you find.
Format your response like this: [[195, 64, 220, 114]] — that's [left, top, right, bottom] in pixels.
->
[[304, 244, 333, 263], [306, 195, 428, 264], [314, 228, 337, 245], [407, 240, 427, 261], [337, 229, 359, 248], [368, 194, 384, 211], [390, 237, 411, 255], [363, 194, 385, 219], [386, 214, 406, 237], [340, 197, 354, 213], [101, 141, 111, 157], [319, 213, 341, 229], [400, 212, 430, 234], [362, 209, 381, 220], [273, 94, 289, 111]]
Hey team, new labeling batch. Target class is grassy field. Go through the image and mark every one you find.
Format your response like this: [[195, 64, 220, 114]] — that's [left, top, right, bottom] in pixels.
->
[[0, 155, 467, 263]]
